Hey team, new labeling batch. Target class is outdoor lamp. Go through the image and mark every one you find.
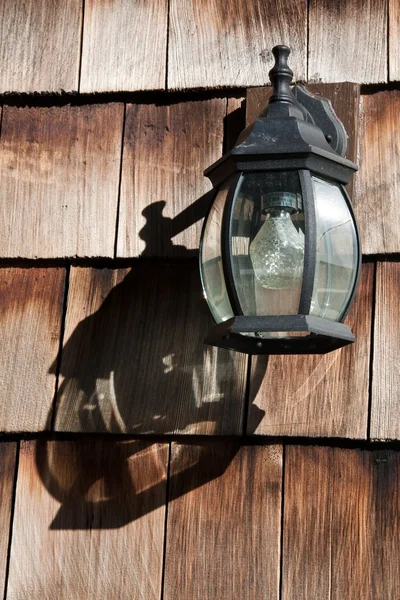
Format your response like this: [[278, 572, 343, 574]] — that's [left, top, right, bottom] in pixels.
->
[[199, 45, 361, 355]]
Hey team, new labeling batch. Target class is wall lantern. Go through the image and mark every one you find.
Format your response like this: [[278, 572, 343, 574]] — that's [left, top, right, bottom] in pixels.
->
[[199, 45, 361, 355]]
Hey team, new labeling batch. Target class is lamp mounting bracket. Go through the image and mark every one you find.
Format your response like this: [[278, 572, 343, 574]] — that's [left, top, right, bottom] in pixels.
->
[[261, 45, 348, 158], [292, 84, 348, 158]]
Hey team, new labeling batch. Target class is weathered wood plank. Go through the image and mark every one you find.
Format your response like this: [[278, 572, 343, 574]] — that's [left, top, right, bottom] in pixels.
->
[[117, 100, 225, 258], [247, 264, 373, 438], [0, 268, 65, 432], [55, 264, 247, 435], [0, 443, 17, 600], [355, 92, 400, 254], [80, 0, 168, 93], [389, 0, 400, 81], [7, 440, 168, 600], [168, 0, 306, 90], [309, 0, 387, 84], [0, 0, 81, 93], [283, 446, 400, 599], [371, 262, 400, 440], [163, 443, 282, 600], [0, 104, 124, 258], [282, 446, 333, 600]]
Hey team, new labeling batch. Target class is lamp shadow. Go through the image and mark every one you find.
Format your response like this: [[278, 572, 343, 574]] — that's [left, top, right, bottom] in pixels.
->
[[37, 180, 267, 530]]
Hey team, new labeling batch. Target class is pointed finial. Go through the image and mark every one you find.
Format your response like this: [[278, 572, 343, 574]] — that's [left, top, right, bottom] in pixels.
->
[[268, 45, 295, 105]]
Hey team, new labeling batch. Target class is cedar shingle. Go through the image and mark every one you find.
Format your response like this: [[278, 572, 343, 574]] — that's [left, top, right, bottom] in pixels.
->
[[0, 105, 124, 258], [309, 0, 387, 84], [164, 443, 282, 600], [0, 268, 65, 432], [55, 264, 247, 435], [117, 100, 225, 258], [7, 440, 168, 600], [80, 0, 168, 92], [168, 0, 306, 90], [0, 0, 81, 93]]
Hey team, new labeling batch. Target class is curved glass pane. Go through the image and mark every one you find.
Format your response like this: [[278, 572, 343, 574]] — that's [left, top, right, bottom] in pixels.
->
[[200, 181, 234, 324], [231, 172, 305, 316], [310, 177, 359, 321]]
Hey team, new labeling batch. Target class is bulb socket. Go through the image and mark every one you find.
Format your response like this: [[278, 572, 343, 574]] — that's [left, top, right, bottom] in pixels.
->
[[261, 191, 302, 213]]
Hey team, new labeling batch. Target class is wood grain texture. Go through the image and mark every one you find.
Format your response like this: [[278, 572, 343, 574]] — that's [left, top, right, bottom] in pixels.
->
[[168, 0, 306, 90], [309, 0, 387, 84], [0, 443, 17, 600], [0, 104, 124, 258], [283, 446, 400, 600], [247, 264, 373, 439], [117, 100, 225, 257], [389, 0, 400, 81], [80, 0, 168, 92], [163, 443, 282, 600], [0, 0, 81, 93], [371, 262, 400, 440], [55, 264, 247, 435], [0, 268, 65, 432], [355, 92, 400, 254], [7, 440, 168, 600]]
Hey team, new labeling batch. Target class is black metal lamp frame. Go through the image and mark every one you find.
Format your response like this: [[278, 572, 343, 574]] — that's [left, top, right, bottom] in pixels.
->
[[200, 45, 362, 355]]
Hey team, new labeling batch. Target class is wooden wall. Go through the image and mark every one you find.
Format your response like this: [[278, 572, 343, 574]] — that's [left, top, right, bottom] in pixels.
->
[[0, 0, 397, 92], [0, 1, 400, 598]]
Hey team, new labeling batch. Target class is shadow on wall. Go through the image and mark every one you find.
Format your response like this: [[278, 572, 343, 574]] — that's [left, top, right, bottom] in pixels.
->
[[37, 184, 266, 530]]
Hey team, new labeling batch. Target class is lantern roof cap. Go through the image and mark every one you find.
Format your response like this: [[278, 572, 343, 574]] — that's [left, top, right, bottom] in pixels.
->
[[205, 45, 357, 186]]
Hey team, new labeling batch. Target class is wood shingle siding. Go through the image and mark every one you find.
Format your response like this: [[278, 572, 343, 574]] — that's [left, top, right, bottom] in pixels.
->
[[283, 446, 400, 599], [0, 0, 82, 93], [0, 1, 398, 93], [0, 0, 400, 597], [3, 443, 400, 598], [0, 268, 65, 432], [55, 264, 247, 435], [163, 443, 282, 600], [355, 91, 400, 254], [117, 99, 225, 258], [7, 440, 168, 600], [308, 0, 387, 84], [0, 104, 124, 258], [168, 0, 307, 90], [247, 264, 373, 438], [371, 262, 400, 441], [80, 0, 168, 93]]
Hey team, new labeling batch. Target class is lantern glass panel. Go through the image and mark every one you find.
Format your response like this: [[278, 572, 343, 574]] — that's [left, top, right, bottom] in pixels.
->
[[200, 180, 234, 323], [231, 171, 305, 316], [310, 176, 358, 321]]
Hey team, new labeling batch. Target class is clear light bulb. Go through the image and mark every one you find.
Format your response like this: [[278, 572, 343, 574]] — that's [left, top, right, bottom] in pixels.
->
[[249, 207, 304, 289]]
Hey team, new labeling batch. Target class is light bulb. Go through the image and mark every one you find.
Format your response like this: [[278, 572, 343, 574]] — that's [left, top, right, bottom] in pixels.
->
[[249, 206, 304, 289]]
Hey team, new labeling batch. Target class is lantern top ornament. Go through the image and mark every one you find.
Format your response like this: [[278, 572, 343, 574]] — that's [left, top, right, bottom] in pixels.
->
[[199, 45, 361, 355]]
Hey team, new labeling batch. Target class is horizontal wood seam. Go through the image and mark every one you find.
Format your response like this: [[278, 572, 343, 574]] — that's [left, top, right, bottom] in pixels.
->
[[0, 433, 400, 449]]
